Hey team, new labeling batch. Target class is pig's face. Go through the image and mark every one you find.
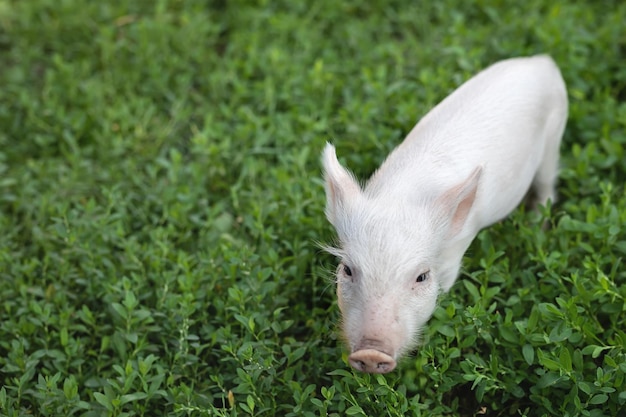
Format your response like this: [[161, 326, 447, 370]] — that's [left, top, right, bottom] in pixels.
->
[[329, 202, 443, 373], [322, 143, 481, 373]]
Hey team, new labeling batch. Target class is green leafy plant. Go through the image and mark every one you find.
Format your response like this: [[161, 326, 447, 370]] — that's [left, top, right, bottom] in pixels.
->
[[0, 0, 624, 416]]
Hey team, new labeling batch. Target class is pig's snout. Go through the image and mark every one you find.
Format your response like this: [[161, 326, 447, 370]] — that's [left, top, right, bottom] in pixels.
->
[[349, 349, 396, 373], [349, 343, 397, 373]]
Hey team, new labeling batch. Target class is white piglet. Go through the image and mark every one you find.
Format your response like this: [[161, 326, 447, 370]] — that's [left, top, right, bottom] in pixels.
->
[[322, 55, 568, 373]]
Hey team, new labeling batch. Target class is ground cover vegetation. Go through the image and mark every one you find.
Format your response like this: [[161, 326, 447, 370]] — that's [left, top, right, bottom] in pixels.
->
[[0, 0, 625, 416]]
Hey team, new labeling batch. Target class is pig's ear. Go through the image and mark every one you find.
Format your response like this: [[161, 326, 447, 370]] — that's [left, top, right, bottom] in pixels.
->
[[322, 143, 362, 227], [435, 166, 482, 238]]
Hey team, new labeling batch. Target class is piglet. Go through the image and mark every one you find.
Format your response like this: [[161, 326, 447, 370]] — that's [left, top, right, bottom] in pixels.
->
[[322, 55, 568, 373]]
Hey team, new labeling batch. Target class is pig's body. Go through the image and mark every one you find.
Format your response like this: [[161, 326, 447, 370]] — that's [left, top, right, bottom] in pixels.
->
[[323, 55, 568, 373]]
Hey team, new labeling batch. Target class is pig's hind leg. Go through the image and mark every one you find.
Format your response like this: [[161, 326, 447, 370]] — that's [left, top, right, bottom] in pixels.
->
[[531, 154, 558, 208], [530, 112, 565, 208]]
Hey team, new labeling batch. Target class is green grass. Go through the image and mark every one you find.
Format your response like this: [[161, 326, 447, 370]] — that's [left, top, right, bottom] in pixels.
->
[[0, 0, 625, 416]]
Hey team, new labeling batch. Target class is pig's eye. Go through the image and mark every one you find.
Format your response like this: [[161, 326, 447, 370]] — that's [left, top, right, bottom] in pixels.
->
[[416, 271, 430, 283], [338, 263, 355, 283]]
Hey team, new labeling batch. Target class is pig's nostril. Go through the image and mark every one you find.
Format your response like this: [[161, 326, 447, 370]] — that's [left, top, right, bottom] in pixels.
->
[[349, 349, 396, 373]]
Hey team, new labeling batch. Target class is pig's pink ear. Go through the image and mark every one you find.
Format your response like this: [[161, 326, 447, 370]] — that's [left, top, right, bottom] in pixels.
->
[[435, 166, 482, 237], [322, 143, 362, 227]]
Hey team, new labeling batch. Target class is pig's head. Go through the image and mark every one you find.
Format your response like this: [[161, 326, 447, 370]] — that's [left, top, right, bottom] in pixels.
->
[[322, 143, 481, 373]]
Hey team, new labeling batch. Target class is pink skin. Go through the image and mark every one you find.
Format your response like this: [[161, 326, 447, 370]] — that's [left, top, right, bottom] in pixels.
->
[[336, 274, 402, 373]]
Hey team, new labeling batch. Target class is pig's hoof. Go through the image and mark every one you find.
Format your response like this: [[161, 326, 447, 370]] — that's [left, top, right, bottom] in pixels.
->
[[349, 349, 396, 373]]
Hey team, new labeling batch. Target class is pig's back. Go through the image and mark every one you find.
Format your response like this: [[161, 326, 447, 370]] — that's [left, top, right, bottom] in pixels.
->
[[365, 55, 567, 227]]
